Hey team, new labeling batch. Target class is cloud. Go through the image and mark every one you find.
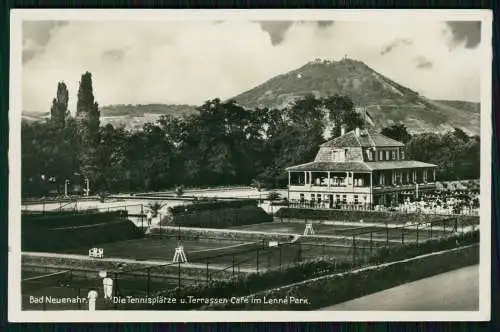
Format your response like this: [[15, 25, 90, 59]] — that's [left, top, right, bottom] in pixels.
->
[[259, 21, 293, 46], [22, 21, 68, 63], [21, 19, 483, 113], [446, 21, 481, 49], [380, 38, 413, 55], [415, 56, 433, 69], [101, 48, 127, 62]]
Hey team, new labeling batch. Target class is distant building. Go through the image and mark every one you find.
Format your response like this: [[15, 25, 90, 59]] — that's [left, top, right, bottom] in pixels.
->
[[286, 127, 437, 208]]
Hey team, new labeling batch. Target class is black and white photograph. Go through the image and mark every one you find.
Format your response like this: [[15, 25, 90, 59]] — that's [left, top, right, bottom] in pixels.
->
[[9, 9, 492, 322]]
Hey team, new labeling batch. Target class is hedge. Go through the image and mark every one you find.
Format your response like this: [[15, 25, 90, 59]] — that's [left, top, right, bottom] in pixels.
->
[[161, 206, 272, 228], [204, 244, 479, 310], [276, 208, 479, 226], [121, 230, 479, 310], [169, 199, 258, 214]]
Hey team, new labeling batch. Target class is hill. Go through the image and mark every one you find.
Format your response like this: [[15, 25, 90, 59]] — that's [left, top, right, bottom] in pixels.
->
[[98, 104, 197, 130], [232, 58, 480, 135]]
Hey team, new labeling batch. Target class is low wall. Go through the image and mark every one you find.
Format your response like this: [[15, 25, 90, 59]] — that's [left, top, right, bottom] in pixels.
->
[[149, 226, 297, 243], [276, 208, 479, 225], [204, 244, 479, 310]]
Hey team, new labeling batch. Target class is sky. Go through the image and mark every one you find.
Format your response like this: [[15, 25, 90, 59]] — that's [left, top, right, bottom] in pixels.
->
[[21, 19, 482, 113]]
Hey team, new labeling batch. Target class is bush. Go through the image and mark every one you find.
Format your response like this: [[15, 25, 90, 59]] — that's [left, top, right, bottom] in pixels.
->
[[169, 199, 258, 214], [275, 208, 479, 226], [162, 206, 272, 229]]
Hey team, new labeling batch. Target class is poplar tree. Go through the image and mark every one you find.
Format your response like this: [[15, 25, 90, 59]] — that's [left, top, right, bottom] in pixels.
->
[[49, 82, 69, 127], [76, 71, 101, 189]]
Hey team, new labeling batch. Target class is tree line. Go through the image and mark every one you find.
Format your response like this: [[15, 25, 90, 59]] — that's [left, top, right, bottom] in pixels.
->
[[21, 72, 480, 198]]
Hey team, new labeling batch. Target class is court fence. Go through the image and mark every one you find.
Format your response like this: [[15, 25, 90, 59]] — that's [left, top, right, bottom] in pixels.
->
[[21, 216, 477, 310]]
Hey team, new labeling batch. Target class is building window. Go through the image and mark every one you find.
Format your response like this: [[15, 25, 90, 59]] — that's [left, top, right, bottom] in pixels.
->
[[300, 193, 304, 202], [317, 194, 322, 204], [342, 195, 347, 204], [401, 150, 405, 160], [379, 151, 384, 161], [391, 151, 396, 160], [385, 150, 390, 160], [354, 195, 359, 204], [344, 149, 348, 159], [311, 194, 315, 202], [335, 195, 341, 204]]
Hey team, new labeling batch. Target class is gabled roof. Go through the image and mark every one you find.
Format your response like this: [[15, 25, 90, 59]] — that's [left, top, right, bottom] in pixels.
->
[[286, 160, 437, 172], [321, 128, 404, 148]]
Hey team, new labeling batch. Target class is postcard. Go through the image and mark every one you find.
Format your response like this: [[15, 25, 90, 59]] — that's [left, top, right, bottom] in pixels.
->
[[9, 9, 492, 322]]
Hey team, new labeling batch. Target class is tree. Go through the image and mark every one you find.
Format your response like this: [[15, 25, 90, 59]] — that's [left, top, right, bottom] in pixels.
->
[[381, 124, 412, 143], [322, 95, 363, 138], [50, 82, 69, 127], [76, 72, 101, 189]]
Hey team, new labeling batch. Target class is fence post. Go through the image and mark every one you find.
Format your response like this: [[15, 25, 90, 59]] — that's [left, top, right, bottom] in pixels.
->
[[416, 224, 419, 245], [430, 223, 433, 239], [352, 235, 356, 267], [141, 204, 144, 229], [232, 255, 235, 278], [385, 222, 389, 247], [370, 232, 373, 258], [147, 268, 150, 297], [178, 261, 181, 291], [114, 272, 119, 309], [401, 231, 405, 245], [206, 260, 209, 284], [443, 221, 446, 235], [279, 246, 282, 270], [256, 249, 260, 274]]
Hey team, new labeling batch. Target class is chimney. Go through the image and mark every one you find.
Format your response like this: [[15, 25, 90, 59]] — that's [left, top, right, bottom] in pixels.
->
[[355, 127, 361, 137], [340, 125, 346, 136]]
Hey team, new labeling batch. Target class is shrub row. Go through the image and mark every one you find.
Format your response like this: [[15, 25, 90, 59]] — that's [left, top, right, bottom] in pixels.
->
[[162, 206, 272, 229], [169, 199, 258, 214], [205, 244, 479, 310], [128, 230, 479, 310], [275, 208, 479, 225]]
